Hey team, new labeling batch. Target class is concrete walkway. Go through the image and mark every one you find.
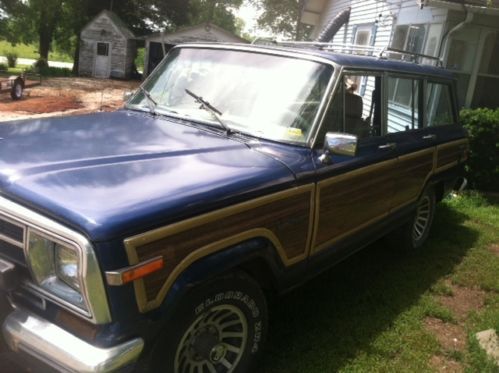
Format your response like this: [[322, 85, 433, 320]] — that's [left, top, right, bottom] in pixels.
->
[[0, 56, 73, 69]]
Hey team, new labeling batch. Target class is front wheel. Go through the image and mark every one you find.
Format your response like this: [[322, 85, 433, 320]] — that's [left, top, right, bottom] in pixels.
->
[[151, 272, 268, 373]]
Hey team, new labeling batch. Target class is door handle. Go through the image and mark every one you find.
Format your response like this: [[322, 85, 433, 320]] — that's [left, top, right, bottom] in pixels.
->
[[378, 143, 397, 150], [422, 134, 437, 140]]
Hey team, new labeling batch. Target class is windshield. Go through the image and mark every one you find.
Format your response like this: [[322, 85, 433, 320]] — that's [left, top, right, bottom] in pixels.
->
[[128, 47, 333, 144]]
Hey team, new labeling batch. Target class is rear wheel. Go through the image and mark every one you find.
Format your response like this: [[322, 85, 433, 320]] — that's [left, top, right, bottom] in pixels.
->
[[394, 188, 436, 250], [151, 272, 268, 373]]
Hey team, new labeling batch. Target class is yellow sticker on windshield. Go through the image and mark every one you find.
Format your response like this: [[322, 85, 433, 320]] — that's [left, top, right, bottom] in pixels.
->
[[286, 128, 303, 138]]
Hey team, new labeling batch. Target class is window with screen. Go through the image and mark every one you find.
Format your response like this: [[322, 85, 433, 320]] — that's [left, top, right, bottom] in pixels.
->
[[426, 82, 455, 127]]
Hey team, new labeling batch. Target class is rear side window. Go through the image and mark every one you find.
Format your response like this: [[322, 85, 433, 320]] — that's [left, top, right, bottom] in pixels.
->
[[387, 76, 421, 133], [426, 82, 455, 126]]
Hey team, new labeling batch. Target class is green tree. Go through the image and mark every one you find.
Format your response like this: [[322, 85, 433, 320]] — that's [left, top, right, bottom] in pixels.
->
[[188, 0, 243, 34], [250, 0, 310, 40]]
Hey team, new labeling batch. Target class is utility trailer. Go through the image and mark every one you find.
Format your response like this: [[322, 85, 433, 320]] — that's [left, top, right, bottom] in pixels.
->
[[0, 72, 41, 100]]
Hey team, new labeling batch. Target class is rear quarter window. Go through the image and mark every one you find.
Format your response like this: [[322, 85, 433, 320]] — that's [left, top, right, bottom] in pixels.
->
[[425, 82, 456, 127]]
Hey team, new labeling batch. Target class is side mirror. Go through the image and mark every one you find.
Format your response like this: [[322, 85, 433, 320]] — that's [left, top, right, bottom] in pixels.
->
[[123, 90, 136, 102], [319, 132, 358, 164]]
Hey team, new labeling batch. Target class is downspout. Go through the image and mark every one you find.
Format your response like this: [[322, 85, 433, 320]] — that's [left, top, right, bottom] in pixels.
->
[[438, 3, 473, 64]]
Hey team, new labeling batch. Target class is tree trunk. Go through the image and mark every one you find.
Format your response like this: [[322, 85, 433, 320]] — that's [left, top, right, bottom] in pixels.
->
[[72, 37, 80, 74], [38, 1, 61, 63]]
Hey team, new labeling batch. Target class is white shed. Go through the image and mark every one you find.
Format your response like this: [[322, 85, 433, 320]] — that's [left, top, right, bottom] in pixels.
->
[[79, 10, 137, 79], [142, 23, 248, 76]]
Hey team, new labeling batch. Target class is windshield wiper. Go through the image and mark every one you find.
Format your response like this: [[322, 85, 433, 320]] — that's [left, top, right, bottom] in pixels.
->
[[140, 86, 157, 115], [185, 89, 231, 134]]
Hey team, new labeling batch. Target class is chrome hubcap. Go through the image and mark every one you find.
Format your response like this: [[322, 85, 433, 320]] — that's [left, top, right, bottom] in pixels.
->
[[175, 305, 248, 373], [412, 195, 431, 242]]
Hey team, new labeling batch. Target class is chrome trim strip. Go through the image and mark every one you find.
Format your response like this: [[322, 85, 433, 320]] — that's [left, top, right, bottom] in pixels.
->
[[0, 233, 24, 248], [0, 196, 111, 324], [3, 308, 144, 373]]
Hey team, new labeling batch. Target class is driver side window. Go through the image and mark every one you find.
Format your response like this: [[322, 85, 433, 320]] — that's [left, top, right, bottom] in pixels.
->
[[317, 73, 382, 147]]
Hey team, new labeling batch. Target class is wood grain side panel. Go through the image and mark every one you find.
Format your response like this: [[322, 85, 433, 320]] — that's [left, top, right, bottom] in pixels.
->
[[391, 148, 434, 209], [313, 160, 397, 251], [125, 185, 314, 310], [436, 139, 468, 171]]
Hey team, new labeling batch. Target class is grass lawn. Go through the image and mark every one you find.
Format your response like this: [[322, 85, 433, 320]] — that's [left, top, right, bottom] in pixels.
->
[[0, 41, 72, 62], [263, 192, 499, 372]]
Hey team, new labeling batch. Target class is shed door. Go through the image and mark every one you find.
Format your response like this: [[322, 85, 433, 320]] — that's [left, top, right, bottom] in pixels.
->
[[94, 42, 110, 78]]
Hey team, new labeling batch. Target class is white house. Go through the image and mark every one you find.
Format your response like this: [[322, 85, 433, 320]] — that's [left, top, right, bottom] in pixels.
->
[[301, 0, 499, 109]]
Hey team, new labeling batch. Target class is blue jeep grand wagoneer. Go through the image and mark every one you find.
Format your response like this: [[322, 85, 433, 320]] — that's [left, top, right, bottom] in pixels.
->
[[0, 43, 467, 372]]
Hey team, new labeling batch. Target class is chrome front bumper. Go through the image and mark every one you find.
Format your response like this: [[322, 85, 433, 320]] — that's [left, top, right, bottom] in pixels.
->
[[2, 308, 144, 372]]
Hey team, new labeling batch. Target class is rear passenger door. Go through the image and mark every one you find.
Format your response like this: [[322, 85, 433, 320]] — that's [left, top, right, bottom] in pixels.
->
[[425, 80, 468, 173], [311, 72, 398, 255], [385, 75, 435, 210]]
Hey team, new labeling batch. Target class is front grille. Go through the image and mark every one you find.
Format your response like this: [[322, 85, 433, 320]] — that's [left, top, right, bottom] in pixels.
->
[[0, 215, 27, 267]]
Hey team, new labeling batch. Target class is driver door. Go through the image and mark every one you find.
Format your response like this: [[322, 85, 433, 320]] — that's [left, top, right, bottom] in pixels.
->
[[311, 72, 397, 254]]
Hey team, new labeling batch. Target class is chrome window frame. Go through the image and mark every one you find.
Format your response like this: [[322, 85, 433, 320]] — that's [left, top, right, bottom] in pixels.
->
[[0, 196, 111, 324]]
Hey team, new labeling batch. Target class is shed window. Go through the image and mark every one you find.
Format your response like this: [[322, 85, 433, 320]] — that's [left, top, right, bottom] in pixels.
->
[[97, 43, 109, 56]]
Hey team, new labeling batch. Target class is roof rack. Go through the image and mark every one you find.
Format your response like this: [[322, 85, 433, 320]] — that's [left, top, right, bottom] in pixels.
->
[[252, 39, 443, 67]]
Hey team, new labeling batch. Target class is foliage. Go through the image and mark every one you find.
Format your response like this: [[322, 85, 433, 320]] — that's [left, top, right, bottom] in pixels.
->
[[188, 0, 243, 34], [460, 108, 499, 191], [0, 62, 7, 71], [0, 0, 245, 70], [27, 64, 73, 77], [0, 41, 72, 62], [5, 51, 16, 67], [34, 58, 48, 69], [249, 0, 312, 39]]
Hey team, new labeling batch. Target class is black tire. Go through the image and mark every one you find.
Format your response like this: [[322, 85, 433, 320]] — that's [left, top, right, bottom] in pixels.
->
[[393, 188, 436, 250], [10, 79, 23, 100], [150, 271, 268, 373]]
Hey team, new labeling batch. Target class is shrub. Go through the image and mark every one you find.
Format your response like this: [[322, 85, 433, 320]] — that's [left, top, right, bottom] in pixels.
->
[[27, 64, 73, 77], [6, 52, 17, 68], [34, 58, 49, 70], [0, 63, 7, 72], [460, 108, 499, 192]]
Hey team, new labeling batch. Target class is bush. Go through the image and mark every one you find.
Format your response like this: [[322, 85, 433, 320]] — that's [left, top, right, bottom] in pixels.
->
[[27, 64, 73, 77], [6, 52, 17, 68], [460, 108, 499, 192], [0, 63, 7, 72], [34, 58, 49, 69]]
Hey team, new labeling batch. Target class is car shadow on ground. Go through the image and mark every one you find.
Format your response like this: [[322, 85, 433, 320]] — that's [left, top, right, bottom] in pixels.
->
[[261, 203, 479, 372]]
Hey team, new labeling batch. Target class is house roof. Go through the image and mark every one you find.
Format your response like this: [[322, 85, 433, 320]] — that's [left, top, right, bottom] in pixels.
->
[[143, 23, 248, 44], [82, 10, 135, 39]]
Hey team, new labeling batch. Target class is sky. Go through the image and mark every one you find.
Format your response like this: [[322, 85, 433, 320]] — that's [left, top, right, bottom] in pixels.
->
[[235, 2, 273, 38]]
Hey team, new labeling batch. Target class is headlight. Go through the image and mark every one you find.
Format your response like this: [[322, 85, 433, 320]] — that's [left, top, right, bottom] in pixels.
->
[[26, 229, 86, 311]]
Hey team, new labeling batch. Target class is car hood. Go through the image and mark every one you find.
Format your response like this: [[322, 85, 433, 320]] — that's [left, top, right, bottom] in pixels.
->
[[0, 111, 295, 241]]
